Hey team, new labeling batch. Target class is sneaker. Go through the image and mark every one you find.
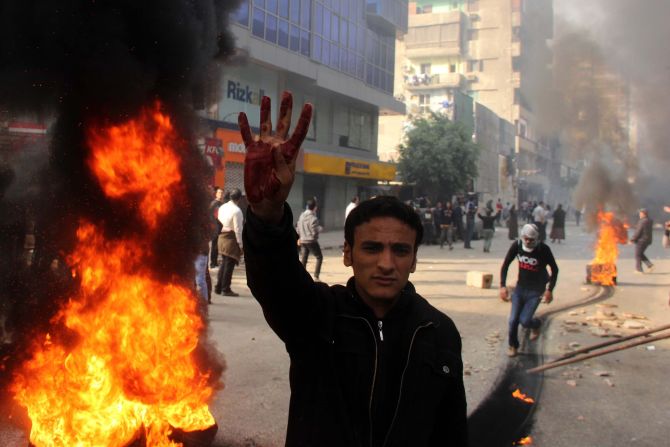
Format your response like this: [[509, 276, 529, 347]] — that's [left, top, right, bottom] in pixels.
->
[[507, 346, 518, 357], [223, 289, 239, 297], [633, 270, 644, 275], [647, 264, 655, 272], [214, 287, 222, 295], [530, 328, 541, 341]]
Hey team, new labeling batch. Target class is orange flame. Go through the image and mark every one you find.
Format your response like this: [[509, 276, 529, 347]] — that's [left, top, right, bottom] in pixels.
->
[[12, 104, 215, 447], [87, 102, 183, 229], [512, 388, 535, 404], [590, 211, 627, 286], [516, 435, 533, 445]]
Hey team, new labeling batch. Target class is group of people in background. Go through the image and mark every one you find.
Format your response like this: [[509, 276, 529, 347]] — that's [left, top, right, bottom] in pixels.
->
[[411, 197, 570, 253]]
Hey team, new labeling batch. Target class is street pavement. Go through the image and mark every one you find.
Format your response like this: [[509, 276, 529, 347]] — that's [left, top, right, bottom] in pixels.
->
[[2, 222, 669, 446]]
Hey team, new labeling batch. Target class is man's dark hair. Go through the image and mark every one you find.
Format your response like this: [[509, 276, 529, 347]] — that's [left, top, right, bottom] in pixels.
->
[[230, 188, 242, 201], [345, 196, 423, 250], [306, 199, 316, 210]]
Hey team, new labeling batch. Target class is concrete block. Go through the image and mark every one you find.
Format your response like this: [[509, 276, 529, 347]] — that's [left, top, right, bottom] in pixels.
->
[[467, 271, 493, 289]]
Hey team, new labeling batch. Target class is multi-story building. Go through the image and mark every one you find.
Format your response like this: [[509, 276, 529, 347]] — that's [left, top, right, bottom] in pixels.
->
[[379, 0, 557, 205], [200, 0, 407, 229]]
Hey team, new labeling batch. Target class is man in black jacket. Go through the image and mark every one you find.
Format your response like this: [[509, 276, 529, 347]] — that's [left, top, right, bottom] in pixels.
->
[[630, 208, 654, 274], [239, 92, 467, 446]]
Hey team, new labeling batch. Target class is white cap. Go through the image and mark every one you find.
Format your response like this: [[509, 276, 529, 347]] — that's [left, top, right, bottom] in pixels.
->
[[521, 224, 539, 239]]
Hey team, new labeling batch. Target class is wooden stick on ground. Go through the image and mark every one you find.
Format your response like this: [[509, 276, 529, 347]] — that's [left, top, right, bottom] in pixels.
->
[[527, 331, 670, 374], [549, 323, 670, 362]]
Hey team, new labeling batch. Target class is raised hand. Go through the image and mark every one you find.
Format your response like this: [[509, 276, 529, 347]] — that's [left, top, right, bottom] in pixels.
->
[[239, 91, 312, 222]]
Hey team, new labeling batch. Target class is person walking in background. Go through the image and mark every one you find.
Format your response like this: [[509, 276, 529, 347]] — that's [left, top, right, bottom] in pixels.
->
[[215, 188, 244, 296], [532, 201, 548, 242], [439, 201, 455, 250], [495, 198, 504, 226], [297, 198, 323, 281], [208, 187, 225, 268], [507, 204, 519, 240], [575, 208, 582, 227], [478, 208, 500, 253], [464, 199, 477, 249], [500, 224, 559, 357], [452, 200, 464, 243], [630, 208, 654, 274], [345, 195, 359, 220], [433, 201, 445, 247], [550, 204, 566, 244]]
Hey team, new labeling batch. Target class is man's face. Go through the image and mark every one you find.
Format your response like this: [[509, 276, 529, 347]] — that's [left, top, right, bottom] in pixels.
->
[[215, 189, 224, 201], [343, 217, 417, 307]]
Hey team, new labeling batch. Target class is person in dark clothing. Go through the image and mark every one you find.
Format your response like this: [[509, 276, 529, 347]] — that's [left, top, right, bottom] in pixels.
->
[[549, 204, 566, 243], [208, 187, 225, 268], [452, 201, 464, 242], [439, 201, 455, 250], [500, 224, 559, 357], [507, 205, 519, 240], [477, 208, 500, 252], [464, 200, 477, 249], [239, 92, 467, 447], [630, 208, 654, 273]]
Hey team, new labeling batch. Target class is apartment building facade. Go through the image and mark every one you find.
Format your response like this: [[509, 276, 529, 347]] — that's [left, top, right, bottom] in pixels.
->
[[200, 0, 407, 229], [380, 0, 562, 205]]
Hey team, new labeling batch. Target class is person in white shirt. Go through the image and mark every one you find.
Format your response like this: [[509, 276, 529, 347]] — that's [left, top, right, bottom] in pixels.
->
[[532, 201, 548, 242], [345, 196, 359, 221], [215, 188, 244, 296]]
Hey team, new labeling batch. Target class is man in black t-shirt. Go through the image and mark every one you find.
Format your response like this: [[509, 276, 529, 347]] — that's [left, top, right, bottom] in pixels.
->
[[499, 224, 559, 357]]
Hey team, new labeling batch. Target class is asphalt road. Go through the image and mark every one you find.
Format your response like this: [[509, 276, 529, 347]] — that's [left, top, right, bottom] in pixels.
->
[[2, 221, 669, 446]]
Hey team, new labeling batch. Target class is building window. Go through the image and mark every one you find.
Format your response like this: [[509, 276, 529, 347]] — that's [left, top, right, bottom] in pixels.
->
[[467, 0, 480, 12], [252, 7, 265, 38], [232, 0, 250, 26], [512, 0, 523, 13], [449, 64, 457, 73], [512, 56, 522, 72], [514, 88, 521, 105], [419, 94, 431, 114], [512, 26, 521, 42], [468, 29, 479, 41], [420, 63, 431, 75]]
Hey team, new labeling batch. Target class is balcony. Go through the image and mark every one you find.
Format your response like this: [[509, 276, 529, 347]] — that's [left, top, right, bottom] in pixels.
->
[[405, 10, 466, 58], [366, 0, 409, 34], [404, 72, 465, 90]]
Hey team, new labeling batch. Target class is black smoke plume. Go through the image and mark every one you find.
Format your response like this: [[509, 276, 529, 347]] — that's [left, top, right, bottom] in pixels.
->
[[0, 0, 241, 424]]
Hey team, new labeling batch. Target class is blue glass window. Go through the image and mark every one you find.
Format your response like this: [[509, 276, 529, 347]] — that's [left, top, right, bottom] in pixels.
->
[[233, 0, 250, 26], [341, 0, 349, 18], [290, 0, 300, 22], [330, 42, 339, 68], [331, 14, 338, 41], [323, 9, 331, 38], [266, 0, 278, 14], [340, 48, 347, 71], [313, 36, 322, 61], [278, 19, 289, 47], [348, 24, 356, 49], [300, 29, 310, 56], [266, 14, 278, 43], [290, 25, 300, 51], [340, 20, 347, 46], [256, 0, 266, 9], [315, 3, 323, 35], [252, 8, 265, 38], [348, 53, 356, 75], [300, 0, 311, 28], [279, 0, 289, 18], [322, 39, 330, 65]]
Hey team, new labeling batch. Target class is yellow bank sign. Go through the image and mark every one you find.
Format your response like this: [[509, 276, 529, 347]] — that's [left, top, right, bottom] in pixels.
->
[[303, 153, 396, 181]]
